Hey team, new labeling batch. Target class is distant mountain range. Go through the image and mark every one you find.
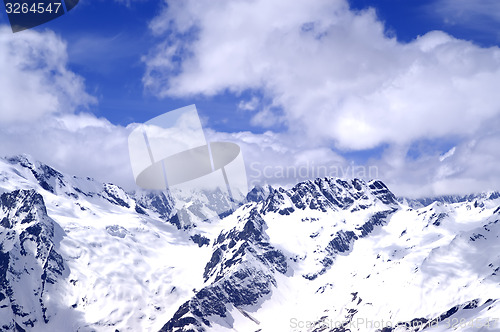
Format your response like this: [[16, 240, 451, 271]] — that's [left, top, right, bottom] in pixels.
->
[[398, 192, 500, 209], [0, 155, 499, 331]]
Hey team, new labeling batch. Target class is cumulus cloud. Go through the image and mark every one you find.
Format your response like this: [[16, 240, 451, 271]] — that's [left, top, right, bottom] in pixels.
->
[[5, 111, 497, 198], [208, 126, 500, 198], [0, 113, 136, 190], [1, 2, 498, 198], [238, 96, 260, 111], [139, 0, 500, 197], [143, 0, 500, 150], [0, 26, 96, 123], [0, 26, 132, 189], [206, 130, 349, 188], [376, 135, 500, 197]]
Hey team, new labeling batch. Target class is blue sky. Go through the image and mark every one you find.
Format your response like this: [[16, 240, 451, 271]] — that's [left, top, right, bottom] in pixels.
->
[[2, 1, 269, 131], [4, 0, 498, 129], [350, 0, 500, 47], [1, 0, 500, 197]]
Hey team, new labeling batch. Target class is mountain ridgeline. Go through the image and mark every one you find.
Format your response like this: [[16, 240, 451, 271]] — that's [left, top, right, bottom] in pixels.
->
[[0, 155, 499, 332]]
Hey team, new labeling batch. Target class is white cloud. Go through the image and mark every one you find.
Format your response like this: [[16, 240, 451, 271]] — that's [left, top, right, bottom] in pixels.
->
[[1, 2, 498, 198], [0, 26, 96, 123], [143, 0, 500, 150], [432, 0, 500, 25], [0, 113, 136, 190], [439, 146, 456, 162], [371, 117, 500, 197], [0, 26, 131, 189], [139, 0, 500, 197], [238, 97, 260, 111], [206, 129, 348, 188], [2, 109, 499, 198]]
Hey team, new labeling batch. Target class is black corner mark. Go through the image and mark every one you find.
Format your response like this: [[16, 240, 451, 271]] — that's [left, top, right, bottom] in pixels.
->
[[3, 0, 79, 33], [63, 0, 77, 11]]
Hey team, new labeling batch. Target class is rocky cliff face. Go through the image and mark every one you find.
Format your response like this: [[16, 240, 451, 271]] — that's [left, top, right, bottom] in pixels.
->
[[0, 189, 64, 331]]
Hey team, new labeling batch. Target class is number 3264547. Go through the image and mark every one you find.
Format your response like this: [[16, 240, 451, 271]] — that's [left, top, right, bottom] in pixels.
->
[[5, 2, 62, 14]]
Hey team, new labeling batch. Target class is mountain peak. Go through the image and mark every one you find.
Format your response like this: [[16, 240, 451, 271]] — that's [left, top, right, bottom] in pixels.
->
[[260, 177, 398, 215], [1, 156, 499, 332]]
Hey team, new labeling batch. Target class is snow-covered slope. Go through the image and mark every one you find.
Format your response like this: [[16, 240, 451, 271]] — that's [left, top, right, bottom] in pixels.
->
[[0, 155, 215, 331], [0, 155, 499, 332], [398, 192, 500, 209], [160, 178, 500, 332]]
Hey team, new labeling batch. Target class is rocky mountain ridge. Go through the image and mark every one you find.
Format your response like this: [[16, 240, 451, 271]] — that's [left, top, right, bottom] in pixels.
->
[[0, 155, 499, 332]]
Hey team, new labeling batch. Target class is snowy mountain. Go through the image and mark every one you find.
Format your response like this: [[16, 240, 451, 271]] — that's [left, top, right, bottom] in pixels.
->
[[0, 155, 216, 331], [0, 155, 499, 332], [398, 192, 500, 209]]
